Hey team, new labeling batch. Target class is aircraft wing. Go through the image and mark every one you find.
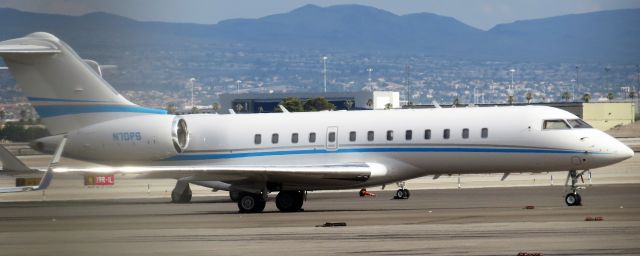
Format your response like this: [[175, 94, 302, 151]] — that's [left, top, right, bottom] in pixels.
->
[[53, 162, 386, 184]]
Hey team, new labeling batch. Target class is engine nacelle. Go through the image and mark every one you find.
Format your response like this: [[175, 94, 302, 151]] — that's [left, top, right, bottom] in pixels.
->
[[62, 115, 190, 162]]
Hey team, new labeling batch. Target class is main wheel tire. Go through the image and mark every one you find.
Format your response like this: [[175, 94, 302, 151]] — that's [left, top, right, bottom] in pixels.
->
[[395, 189, 407, 199], [276, 191, 304, 212], [238, 193, 266, 213], [565, 193, 582, 206], [402, 189, 410, 199]]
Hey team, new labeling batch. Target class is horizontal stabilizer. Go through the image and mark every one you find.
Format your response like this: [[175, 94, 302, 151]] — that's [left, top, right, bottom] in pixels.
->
[[0, 44, 60, 54]]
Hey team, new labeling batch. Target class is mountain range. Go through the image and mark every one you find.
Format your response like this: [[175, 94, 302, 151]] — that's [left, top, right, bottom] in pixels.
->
[[0, 4, 638, 62]]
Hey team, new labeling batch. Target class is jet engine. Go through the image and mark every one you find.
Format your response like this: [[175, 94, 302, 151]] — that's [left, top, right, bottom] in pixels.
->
[[58, 115, 190, 162]]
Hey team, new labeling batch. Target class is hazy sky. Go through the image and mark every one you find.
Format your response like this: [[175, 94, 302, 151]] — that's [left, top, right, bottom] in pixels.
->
[[1, 0, 639, 30]]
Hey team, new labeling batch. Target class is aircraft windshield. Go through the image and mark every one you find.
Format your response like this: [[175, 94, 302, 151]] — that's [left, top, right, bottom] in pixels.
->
[[567, 119, 593, 128], [543, 119, 571, 129]]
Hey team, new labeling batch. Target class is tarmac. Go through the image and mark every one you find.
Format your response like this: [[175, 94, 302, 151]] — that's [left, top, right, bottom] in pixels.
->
[[0, 185, 639, 255], [1, 140, 639, 255]]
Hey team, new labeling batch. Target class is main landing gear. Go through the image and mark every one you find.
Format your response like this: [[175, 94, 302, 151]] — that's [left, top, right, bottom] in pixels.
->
[[237, 192, 267, 213], [236, 190, 305, 213], [565, 170, 589, 206]]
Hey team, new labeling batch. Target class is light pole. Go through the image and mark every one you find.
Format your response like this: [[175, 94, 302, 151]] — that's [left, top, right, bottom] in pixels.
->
[[236, 80, 241, 94], [322, 56, 328, 93], [367, 68, 373, 91], [189, 78, 196, 108], [605, 67, 610, 95], [574, 66, 580, 102], [509, 69, 515, 97]]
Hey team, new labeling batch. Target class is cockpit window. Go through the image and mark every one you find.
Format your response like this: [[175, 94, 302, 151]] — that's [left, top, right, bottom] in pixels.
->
[[567, 119, 593, 129], [543, 119, 571, 130]]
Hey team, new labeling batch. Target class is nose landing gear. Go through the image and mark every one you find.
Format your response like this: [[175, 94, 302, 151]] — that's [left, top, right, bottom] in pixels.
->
[[564, 170, 589, 206]]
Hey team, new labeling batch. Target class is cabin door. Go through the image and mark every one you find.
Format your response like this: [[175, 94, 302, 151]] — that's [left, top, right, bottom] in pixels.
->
[[326, 126, 338, 150]]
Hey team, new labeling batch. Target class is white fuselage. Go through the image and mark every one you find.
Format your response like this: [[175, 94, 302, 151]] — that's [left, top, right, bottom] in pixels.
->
[[59, 105, 633, 190]]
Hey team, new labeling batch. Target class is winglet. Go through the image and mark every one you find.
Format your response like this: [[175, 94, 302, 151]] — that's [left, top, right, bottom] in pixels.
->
[[278, 105, 290, 113]]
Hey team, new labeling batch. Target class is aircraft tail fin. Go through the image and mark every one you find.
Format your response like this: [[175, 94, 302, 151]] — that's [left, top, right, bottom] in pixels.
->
[[0, 32, 166, 135]]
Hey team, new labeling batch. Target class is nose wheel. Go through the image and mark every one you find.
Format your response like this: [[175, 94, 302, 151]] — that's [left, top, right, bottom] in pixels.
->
[[565, 192, 582, 206]]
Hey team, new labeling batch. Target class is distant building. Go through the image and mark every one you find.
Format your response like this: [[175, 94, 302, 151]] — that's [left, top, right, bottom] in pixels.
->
[[218, 91, 400, 113]]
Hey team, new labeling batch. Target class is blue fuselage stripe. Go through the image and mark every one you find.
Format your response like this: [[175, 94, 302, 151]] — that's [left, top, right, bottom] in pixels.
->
[[34, 105, 167, 117], [164, 147, 588, 161], [27, 97, 114, 103]]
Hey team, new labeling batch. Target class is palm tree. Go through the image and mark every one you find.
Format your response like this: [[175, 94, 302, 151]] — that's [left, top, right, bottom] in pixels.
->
[[582, 93, 591, 103], [607, 92, 615, 101], [165, 104, 177, 114], [507, 95, 514, 105], [562, 91, 571, 102], [211, 102, 220, 112], [343, 99, 354, 110], [366, 99, 373, 109], [526, 92, 533, 104]]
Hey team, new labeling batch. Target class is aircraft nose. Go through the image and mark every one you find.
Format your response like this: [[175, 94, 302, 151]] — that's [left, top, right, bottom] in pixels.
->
[[621, 144, 634, 159], [611, 140, 634, 162]]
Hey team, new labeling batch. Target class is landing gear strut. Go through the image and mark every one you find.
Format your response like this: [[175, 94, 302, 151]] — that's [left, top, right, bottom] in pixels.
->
[[171, 181, 192, 203], [394, 182, 410, 199], [564, 170, 588, 206], [275, 190, 305, 212], [237, 192, 266, 213]]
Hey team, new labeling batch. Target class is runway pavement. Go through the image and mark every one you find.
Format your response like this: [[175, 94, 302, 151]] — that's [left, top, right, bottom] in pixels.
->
[[1, 185, 639, 255]]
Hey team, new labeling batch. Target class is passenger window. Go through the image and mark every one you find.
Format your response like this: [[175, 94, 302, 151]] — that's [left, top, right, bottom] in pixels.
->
[[386, 130, 394, 141], [567, 119, 593, 128], [272, 133, 279, 144], [254, 134, 261, 144], [443, 129, 450, 139], [309, 132, 316, 143], [349, 131, 356, 142], [481, 128, 488, 138], [543, 120, 570, 130], [462, 128, 469, 139], [405, 130, 412, 140], [328, 132, 336, 142], [291, 133, 299, 143], [424, 129, 431, 140], [367, 131, 374, 141]]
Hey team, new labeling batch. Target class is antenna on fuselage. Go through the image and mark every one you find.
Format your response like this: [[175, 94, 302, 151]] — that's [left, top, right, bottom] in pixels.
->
[[432, 100, 442, 109], [228, 109, 236, 114]]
